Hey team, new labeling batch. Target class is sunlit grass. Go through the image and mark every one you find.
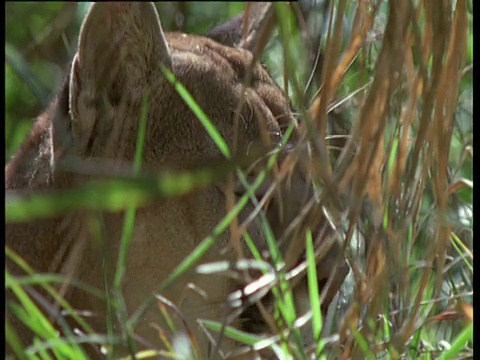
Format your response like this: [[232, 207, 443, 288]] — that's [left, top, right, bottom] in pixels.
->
[[5, 1, 472, 359]]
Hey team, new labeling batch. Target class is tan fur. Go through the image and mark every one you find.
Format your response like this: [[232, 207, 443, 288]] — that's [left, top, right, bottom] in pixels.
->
[[6, 3, 348, 358]]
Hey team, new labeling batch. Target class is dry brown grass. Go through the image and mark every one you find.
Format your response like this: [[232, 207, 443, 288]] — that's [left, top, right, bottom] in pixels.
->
[[284, 0, 472, 358]]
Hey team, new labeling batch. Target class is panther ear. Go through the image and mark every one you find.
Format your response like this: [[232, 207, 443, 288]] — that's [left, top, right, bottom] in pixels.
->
[[76, 2, 171, 73], [206, 2, 275, 53], [68, 2, 171, 156]]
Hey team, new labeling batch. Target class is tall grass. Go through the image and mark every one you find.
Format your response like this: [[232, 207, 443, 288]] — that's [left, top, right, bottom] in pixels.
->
[[5, 1, 472, 359]]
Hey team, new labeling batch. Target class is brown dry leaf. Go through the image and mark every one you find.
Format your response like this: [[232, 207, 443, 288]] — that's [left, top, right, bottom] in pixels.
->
[[459, 301, 473, 323], [448, 178, 473, 195]]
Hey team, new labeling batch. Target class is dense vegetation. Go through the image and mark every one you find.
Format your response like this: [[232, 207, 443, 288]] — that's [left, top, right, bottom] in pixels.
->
[[6, 2, 472, 359]]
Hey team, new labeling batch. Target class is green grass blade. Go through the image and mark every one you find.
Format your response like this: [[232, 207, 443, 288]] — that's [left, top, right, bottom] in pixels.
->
[[160, 64, 231, 159], [306, 229, 326, 357], [6, 165, 232, 223], [438, 322, 472, 360]]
